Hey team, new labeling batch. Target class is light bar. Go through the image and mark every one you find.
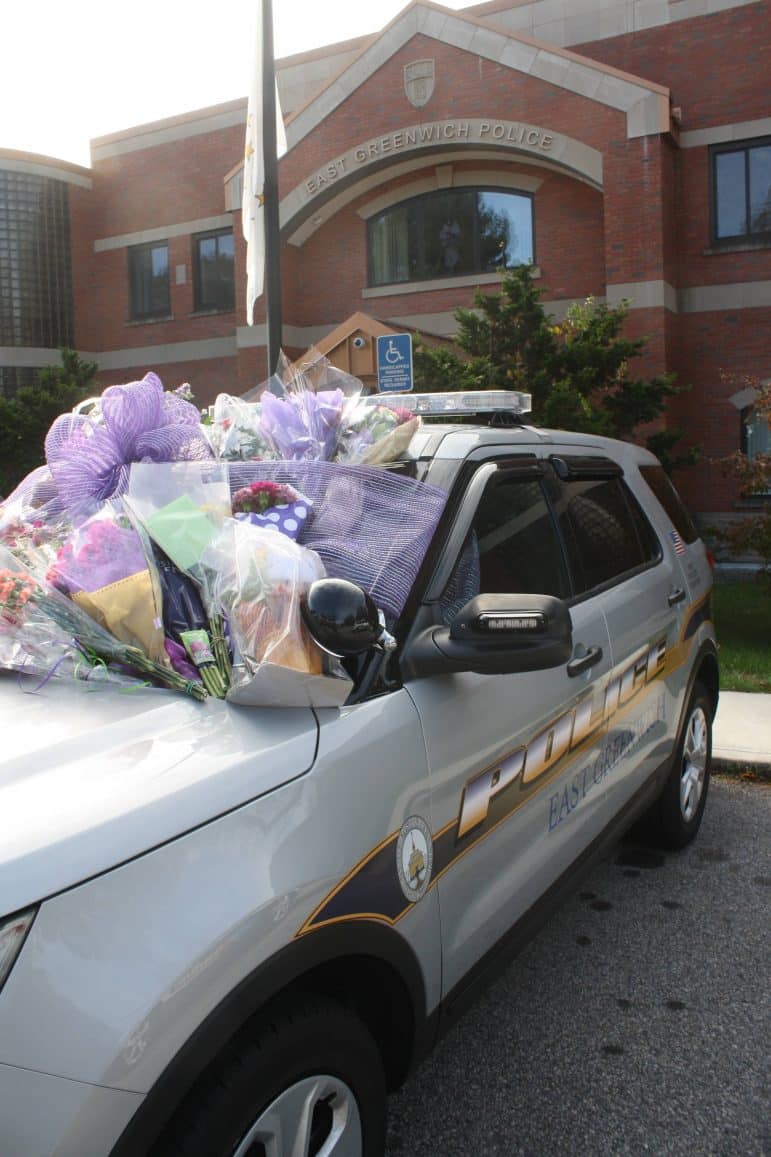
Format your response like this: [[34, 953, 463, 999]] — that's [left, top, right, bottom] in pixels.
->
[[368, 390, 532, 417]]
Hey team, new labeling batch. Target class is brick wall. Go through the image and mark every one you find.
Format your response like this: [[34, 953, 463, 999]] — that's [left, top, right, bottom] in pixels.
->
[[575, 2, 771, 134], [61, 4, 768, 515]]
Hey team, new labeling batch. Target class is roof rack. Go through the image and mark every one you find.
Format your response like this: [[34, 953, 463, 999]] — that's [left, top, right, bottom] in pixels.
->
[[366, 390, 532, 418]]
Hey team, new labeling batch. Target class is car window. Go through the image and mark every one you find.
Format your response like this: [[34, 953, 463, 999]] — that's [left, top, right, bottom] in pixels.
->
[[556, 477, 659, 594], [440, 473, 569, 621], [638, 464, 699, 543]]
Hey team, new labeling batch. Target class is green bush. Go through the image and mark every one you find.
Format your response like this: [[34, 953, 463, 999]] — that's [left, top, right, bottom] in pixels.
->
[[413, 266, 698, 470], [0, 349, 97, 497]]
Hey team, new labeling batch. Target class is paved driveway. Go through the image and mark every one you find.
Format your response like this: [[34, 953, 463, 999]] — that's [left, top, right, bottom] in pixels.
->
[[386, 777, 770, 1156]]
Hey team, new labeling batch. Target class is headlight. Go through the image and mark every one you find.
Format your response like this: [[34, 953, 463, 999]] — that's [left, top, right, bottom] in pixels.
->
[[0, 909, 36, 993]]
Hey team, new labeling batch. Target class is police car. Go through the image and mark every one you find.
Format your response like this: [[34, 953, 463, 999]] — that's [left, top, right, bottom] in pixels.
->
[[0, 392, 717, 1156]]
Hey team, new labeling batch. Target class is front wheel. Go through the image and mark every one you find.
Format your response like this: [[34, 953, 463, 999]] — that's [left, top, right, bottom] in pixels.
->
[[154, 996, 387, 1157], [636, 681, 712, 850]]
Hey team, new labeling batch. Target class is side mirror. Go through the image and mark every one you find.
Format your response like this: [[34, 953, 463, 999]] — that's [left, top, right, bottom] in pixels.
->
[[404, 594, 572, 678], [301, 578, 396, 658]]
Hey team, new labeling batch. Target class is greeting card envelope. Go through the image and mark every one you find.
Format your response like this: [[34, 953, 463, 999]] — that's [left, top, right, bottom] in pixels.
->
[[145, 496, 217, 573]]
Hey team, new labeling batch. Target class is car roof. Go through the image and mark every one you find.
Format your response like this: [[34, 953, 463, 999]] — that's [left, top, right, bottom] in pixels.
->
[[409, 422, 661, 467]]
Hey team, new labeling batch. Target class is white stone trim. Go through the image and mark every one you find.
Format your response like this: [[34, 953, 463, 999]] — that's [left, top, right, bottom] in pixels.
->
[[385, 295, 606, 335], [0, 347, 64, 367], [678, 280, 771, 312], [285, 3, 669, 148], [477, 0, 761, 46], [0, 158, 92, 189], [729, 386, 759, 410], [680, 116, 771, 149], [606, 279, 678, 312], [363, 269, 542, 299], [90, 103, 247, 162], [94, 337, 236, 371], [94, 215, 234, 253], [380, 278, 771, 324], [236, 323, 332, 350], [281, 121, 603, 245], [357, 168, 544, 220], [286, 149, 581, 247]]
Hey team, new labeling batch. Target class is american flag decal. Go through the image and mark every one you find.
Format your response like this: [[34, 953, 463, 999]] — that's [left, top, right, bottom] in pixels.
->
[[670, 529, 686, 556]]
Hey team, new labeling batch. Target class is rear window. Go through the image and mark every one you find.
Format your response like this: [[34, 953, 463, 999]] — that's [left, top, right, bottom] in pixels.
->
[[638, 465, 699, 544], [557, 477, 660, 594]]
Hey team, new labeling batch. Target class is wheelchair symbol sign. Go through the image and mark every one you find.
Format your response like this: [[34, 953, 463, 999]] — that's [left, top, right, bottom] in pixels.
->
[[377, 333, 413, 393]]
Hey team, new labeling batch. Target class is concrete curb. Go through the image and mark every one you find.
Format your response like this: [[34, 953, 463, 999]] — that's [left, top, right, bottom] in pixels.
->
[[712, 759, 771, 783]]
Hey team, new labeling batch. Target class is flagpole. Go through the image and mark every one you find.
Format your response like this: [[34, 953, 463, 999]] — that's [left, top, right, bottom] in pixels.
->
[[261, 0, 282, 377]]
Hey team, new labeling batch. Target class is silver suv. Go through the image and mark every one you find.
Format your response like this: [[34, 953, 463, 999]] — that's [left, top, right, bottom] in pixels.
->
[[0, 396, 718, 1157]]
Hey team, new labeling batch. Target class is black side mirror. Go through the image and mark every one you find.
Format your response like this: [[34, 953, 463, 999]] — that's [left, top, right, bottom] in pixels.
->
[[301, 578, 396, 658], [404, 594, 573, 679]]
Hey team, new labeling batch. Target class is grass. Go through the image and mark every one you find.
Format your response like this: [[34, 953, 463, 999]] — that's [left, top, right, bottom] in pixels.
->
[[712, 581, 771, 693]]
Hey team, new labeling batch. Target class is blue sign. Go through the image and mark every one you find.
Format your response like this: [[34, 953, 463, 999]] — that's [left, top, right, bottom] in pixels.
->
[[376, 333, 413, 393]]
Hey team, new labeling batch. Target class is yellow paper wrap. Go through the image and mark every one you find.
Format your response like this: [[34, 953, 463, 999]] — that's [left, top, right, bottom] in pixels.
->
[[73, 571, 168, 665]]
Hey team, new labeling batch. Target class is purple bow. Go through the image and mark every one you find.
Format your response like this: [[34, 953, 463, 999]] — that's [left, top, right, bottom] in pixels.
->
[[45, 372, 212, 514]]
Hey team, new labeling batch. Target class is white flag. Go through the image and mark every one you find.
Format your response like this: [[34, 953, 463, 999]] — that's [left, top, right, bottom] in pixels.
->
[[242, 0, 287, 326]]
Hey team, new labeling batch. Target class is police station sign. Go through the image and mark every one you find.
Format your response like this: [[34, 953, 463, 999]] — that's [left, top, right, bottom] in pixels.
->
[[301, 118, 561, 200]]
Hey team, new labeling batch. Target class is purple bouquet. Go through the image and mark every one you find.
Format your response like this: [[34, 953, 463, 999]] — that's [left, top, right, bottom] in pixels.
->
[[46, 506, 168, 666], [259, 389, 349, 462]]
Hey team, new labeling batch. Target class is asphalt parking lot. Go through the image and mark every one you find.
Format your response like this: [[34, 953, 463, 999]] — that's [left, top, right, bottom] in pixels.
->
[[385, 776, 770, 1156]]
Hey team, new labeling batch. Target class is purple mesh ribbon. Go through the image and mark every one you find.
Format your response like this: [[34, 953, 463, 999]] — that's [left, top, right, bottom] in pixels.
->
[[2, 466, 67, 521], [45, 372, 212, 514], [227, 461, 447, 619]]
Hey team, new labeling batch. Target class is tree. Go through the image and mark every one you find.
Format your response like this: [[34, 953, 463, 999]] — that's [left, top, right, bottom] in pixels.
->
[[413, 265, 697, 469], [0, 349, 98, 497], [715, 373, 771, 583]]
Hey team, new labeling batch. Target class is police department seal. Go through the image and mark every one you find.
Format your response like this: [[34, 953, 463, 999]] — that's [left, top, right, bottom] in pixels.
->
[[396, 816, 434, 903]]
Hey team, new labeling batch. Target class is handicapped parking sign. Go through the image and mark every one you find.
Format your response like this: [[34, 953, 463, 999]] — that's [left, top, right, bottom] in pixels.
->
[[376, 333, 413, 393]]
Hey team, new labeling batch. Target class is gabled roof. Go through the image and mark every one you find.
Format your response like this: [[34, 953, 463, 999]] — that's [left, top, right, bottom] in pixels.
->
[[309, 312, 397, 357], [285, 0, 670, 147]]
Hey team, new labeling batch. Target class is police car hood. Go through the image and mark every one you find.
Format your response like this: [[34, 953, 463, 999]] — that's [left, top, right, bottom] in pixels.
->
[[0, 675, 318, 914]]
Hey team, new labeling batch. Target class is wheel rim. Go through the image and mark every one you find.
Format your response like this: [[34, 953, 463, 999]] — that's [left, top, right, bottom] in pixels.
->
[[680, 705, 708, 823], [232, 1074, 362, 1157]]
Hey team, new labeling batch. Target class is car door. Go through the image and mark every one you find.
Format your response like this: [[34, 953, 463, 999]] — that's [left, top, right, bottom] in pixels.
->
[[403, 455, 615, 995], [548, 453, 685, 819]]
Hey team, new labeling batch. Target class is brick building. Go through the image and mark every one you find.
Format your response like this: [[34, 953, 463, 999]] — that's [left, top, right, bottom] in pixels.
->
[[1, 0, 769, 519]]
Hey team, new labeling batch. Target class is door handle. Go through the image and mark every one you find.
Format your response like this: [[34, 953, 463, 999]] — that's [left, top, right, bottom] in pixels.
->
[[567, 646, 603, 678], [668, 587, 686, 607]]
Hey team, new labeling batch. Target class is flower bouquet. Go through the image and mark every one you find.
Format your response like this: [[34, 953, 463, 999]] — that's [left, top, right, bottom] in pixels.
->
[[202, 393, 274, 461], [0, 546, 206, 699], [231, 480, 312, 541], [127, 461, 233, 694], [336, 402, 419, 466], [0, 508, 69, 576], [202, 519, 352, 707], [0, 357, 447, 706], [45, 502, 168, 666], [152, 547, 229, 698]]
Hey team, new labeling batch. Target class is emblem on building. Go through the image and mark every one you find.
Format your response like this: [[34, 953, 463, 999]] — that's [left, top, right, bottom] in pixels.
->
[[404, 60, 435, 108], [396, 816, 434, 903]]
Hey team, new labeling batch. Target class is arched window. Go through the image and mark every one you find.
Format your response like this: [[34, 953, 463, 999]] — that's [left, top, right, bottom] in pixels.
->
[[367, 188, 534, 287]]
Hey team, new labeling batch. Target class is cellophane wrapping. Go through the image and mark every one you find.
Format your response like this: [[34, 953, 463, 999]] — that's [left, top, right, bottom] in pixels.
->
[[203, 520, 323, 673]]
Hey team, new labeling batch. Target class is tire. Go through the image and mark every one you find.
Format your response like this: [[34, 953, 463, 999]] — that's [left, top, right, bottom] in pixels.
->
[[153, 995, 387, 1157], [636, 681, 712, 851]]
